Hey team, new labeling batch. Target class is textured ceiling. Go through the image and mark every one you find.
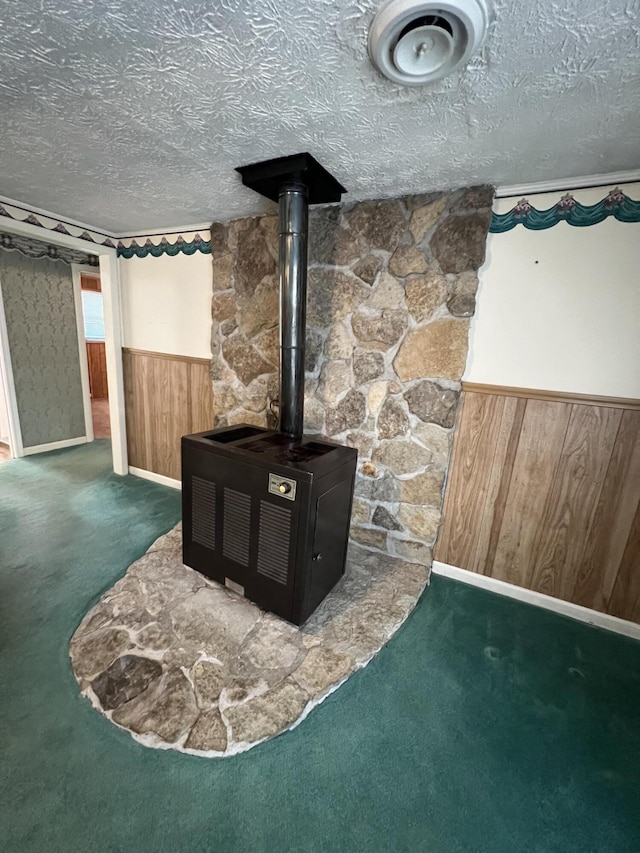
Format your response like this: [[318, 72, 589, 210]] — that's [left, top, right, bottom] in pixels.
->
[[1, 0, 639, 234]]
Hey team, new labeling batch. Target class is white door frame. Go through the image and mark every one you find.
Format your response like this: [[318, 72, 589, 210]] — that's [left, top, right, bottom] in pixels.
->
[[71, 264, 96, 443], [0, 275, 23, 457], [0, 219, 128, 475]]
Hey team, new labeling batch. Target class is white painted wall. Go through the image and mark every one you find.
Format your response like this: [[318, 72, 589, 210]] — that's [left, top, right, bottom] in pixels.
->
[[119, 237, 212, 359], [466, 182, 640, 398]]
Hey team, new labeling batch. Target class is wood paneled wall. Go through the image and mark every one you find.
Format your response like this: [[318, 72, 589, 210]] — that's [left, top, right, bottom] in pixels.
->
[[86, 341, 108, 399], [122, 348, 214, 481], [80, 273, 101, 292], [435, 385, 640, 623]]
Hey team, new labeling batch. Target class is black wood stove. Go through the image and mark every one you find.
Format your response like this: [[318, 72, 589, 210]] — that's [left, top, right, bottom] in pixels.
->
[[181, 154, 357, 625]]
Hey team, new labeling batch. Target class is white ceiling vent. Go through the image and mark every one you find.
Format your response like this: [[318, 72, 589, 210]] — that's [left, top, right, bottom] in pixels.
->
[[368, 0, 489, 86]]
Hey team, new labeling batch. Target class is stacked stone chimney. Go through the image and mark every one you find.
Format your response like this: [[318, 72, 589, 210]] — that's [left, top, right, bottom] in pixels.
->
[[209, 185, 493, 564]]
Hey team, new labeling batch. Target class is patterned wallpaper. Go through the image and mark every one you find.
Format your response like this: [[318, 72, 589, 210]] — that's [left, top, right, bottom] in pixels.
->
[[0, 251, 85, 447]]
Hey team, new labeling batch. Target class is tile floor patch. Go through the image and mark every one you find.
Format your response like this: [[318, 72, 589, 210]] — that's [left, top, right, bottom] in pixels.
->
[[69, 523, 428, 757]]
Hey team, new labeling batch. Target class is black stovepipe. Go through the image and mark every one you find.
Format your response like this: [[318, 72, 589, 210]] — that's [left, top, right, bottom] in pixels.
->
[[235, 154, 346, 439], [277, 181, 308, 440]]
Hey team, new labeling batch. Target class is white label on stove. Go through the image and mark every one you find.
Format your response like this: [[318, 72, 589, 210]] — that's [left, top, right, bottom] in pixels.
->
[[268, 473, 297, 501], [225, 578, 245, 597]]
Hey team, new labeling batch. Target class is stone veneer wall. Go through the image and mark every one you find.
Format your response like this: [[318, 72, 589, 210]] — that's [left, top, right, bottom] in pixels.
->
[[209, 186, 493, 564]]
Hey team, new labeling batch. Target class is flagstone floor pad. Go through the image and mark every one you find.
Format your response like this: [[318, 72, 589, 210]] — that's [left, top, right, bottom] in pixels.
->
[[70, 524, 428, 757]]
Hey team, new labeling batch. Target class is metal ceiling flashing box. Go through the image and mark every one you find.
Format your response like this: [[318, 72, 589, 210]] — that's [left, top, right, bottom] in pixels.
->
[[182, 153, 355, 625], [182, 425, 356, 625]]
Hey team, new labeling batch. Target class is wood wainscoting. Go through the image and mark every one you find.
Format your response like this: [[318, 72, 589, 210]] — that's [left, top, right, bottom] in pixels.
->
[[435, 383, 640, 623], [122, 348, 214, 481]]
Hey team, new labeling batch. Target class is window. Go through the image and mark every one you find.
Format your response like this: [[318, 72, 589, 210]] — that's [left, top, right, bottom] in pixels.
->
[[81, 290, 105, 341]]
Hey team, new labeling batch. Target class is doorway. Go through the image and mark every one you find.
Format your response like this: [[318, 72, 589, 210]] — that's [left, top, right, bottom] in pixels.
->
[[0, 270, 19, 464], [76, 268, 111, 440], [0, 218, 127, 474]]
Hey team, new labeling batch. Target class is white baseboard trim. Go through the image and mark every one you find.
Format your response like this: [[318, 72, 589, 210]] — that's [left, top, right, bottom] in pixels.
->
[[22, 436, 89, 456], [129, 466, 181, 491], [432, 561, 640, 641]]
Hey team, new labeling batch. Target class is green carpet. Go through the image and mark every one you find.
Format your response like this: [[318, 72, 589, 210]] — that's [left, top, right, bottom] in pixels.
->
[[1, 442, 639, 853]]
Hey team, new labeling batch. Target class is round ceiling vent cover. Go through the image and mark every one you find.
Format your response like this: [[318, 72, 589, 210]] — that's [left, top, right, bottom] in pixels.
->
[[368, 0, 489, 86]]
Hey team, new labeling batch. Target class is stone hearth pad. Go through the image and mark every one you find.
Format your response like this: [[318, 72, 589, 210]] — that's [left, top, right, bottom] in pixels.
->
[[70, 523, 428, 757]]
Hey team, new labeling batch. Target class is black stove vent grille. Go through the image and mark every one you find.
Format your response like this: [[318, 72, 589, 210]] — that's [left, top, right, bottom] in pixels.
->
[[222, 487, 251, 566], [191, 477, 217, 550], [256, 500, 291, 585]]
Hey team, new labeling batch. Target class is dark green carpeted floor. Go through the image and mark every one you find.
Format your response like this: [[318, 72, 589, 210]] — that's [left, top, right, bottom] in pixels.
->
[[1, 442, 639, 853]]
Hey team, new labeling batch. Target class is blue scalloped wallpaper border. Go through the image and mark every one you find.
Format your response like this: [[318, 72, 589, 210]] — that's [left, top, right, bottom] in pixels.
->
[[3, 188, 640, 253], [490, 188, 640, 233], [0, 203, 116, 247], [116, 235, 211, 259], [0, 231, 97, 266], [0, 203, 212, 258]]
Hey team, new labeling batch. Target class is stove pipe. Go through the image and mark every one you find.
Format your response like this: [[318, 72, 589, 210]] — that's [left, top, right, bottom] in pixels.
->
[[235, 153, 347, 438], [278, 182, 308, 439]]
